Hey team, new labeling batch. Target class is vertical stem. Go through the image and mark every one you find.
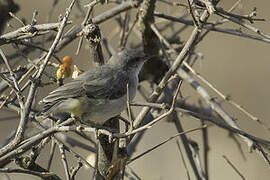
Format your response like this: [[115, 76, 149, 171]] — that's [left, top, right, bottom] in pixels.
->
[[97, 119, 120, 179], [174, 113, 201, 179], [201, 120, 209, 179]]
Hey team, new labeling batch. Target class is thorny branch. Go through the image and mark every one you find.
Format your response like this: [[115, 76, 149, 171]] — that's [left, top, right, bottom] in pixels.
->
[[0, 0, 77, 160]]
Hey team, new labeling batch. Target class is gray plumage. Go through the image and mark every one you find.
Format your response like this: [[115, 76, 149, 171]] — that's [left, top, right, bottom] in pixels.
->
[[41, 48, 147, 125]]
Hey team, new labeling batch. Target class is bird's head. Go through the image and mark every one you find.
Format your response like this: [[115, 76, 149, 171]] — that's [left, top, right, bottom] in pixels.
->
[[109, 48, 150, 75]]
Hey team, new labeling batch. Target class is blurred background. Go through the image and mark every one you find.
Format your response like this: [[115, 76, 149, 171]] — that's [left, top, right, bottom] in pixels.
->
[[0, 0, 269, 179]]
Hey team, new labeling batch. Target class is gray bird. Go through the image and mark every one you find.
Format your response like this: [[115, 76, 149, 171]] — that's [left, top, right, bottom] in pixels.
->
[[41, 48, 148, 125]]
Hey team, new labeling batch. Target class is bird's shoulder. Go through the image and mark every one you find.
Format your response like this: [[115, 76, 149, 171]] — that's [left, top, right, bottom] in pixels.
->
[[82, 66, 129, 100], [41, 67, 106, 103]]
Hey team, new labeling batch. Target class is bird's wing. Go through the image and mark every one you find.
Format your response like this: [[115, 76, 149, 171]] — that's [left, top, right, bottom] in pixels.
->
[[83, 67, 129, 100], [41, 68, 97, 113], [41, 66, 129, 115], [41, 78, 85, 114], [42, 66, 108, 105], [42, 79, 84, 104]]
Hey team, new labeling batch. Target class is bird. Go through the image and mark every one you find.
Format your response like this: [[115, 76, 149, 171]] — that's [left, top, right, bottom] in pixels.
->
[[40, 48, 148, 126]]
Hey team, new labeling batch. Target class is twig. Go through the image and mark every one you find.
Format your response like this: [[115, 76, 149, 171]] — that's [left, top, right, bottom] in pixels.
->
[[216, 11, 270, 40], [173, 112, 201, 180], [0, 167, 60, 180], [201, 0, 216, 14], [150, 23, 177, 54], [55, 133, 96, 152], [256, 144, 270, 165], [0, 48, 58, 109], [130, 101, 167, 110], [126, 165, 142, 180], [84, 0, 101, 8], [75, 0, 85, 17], [127, 125, 206, 164], [154, 12, 270, 43], [178, 67, 256, 150], [189, 139, 206, 180], [228, 132, 246, 161], [47, 140, 56, 170], [0, 49, 24, 108], [118, 79, 182, 137], [55, 0, 139, 53], [222, 155, 246, 180], [76, 3, 95, 55], [186, 0, 199, 27], [0, 22, 66, 46], [227, 0, 242, 13], [46, 0, 59, 29], [70, 161, 83, 180], [182, 61, 269, 131], [15, 40, 61, 62], [129, 100, 270, 149], [201, 120, 209, 179], [58, 144, 71, 180], [216, 7, 265, 23], [120, 16, 138, 49], [92, 1, 139, 24], [0, 67, 26, 93], [176, 140, 191, 180], [53, 136, 94, 169], [8, 12, 25, 26], [30, 10, 38, 26], [119, 9, 131, 48]]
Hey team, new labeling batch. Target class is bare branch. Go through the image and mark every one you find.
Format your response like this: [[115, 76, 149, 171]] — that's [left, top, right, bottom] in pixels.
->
[[176, 140, 191, 180], [127, 125, 206, 164], [154, 12, 270, 43], [0, 22, 66, 46], [58, 144, 71, 180], [222, 155, 246, 180]]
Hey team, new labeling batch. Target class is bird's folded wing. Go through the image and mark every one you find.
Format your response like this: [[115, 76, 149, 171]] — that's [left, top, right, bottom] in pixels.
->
[[83, 69, 129, 100], [42, 66, 129, 107], [42, 79, 84, 104]]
